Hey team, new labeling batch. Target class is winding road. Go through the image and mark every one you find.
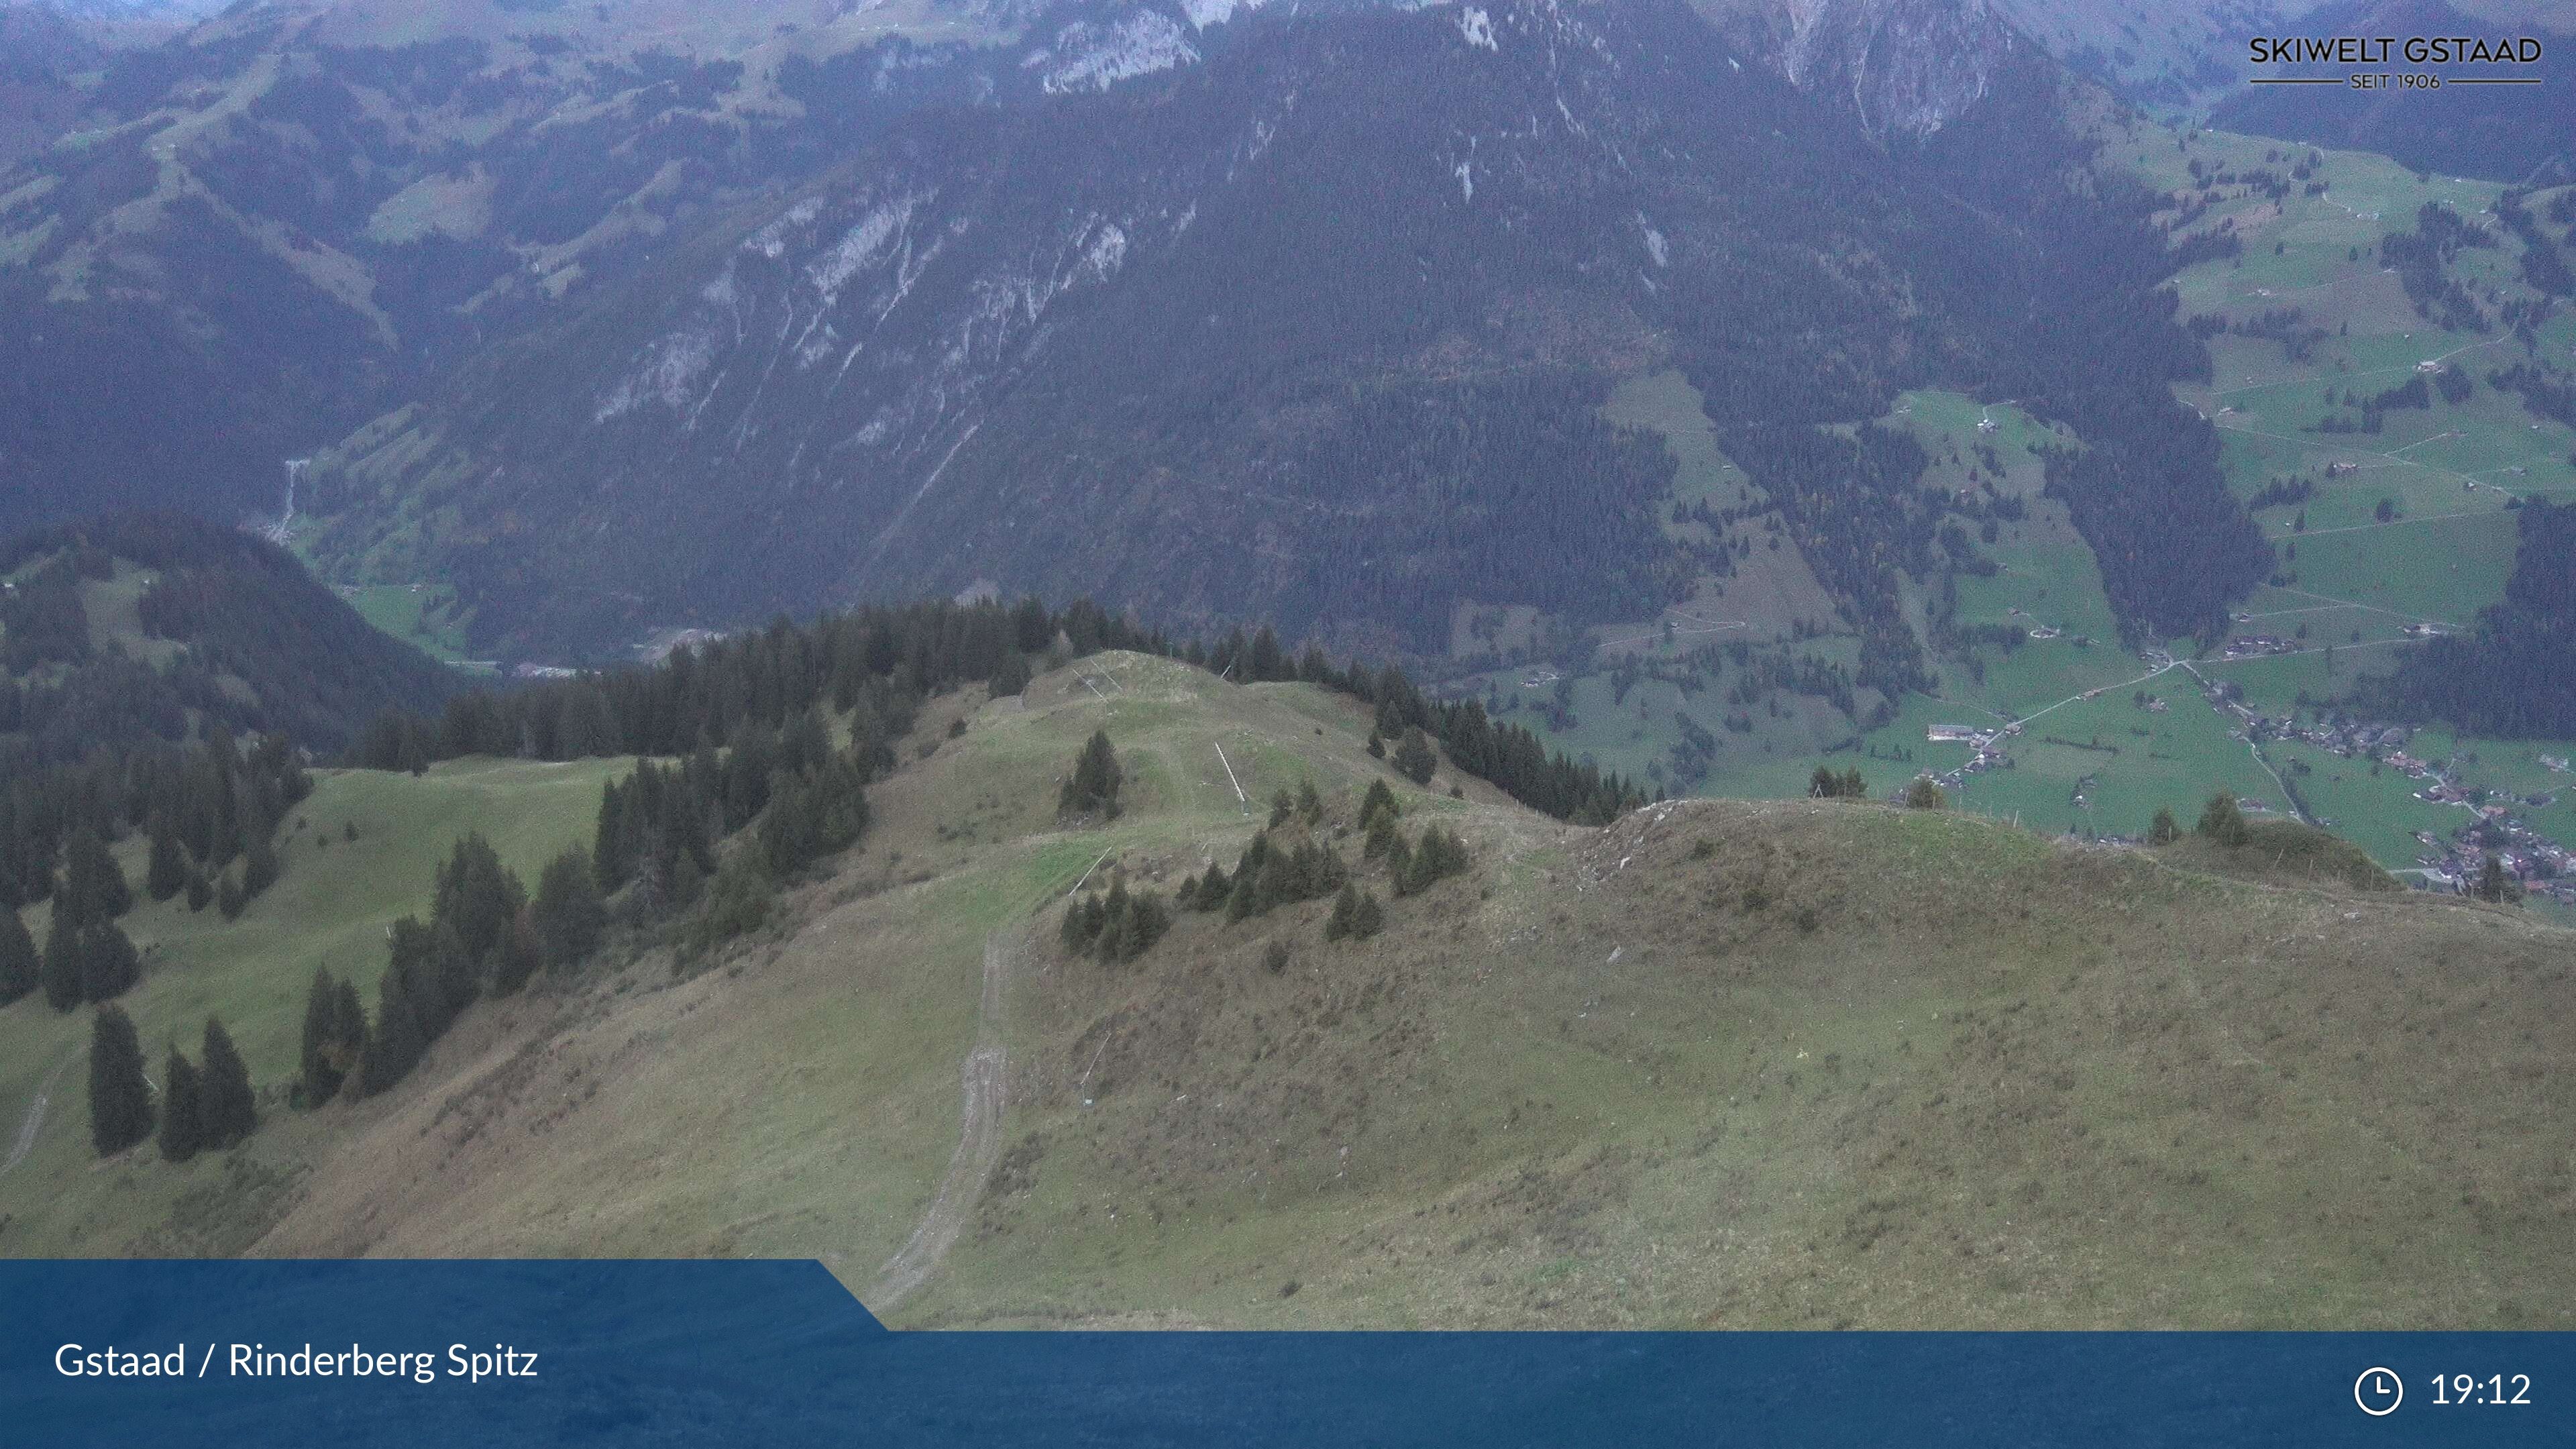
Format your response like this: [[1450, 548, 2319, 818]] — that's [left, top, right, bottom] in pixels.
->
[[864, 932, 1014, 1312]]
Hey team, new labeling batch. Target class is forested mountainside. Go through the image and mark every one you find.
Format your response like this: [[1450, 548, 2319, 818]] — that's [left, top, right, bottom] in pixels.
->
[[2382, 498, 2576, 736], [0, 511, 456, 767], [0, 511, 455, 948], [0, 0, 1305, 536], [297, 0, 2263, 661]]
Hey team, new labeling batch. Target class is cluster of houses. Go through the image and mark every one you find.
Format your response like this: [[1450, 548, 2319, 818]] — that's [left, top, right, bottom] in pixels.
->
[[2416, 815, 2576, 905], [2236, 711, 2412, 760], [2220, 634, 2302, 659], [1890, 659, 2576, 898], [1907, 722, 2021, 799]]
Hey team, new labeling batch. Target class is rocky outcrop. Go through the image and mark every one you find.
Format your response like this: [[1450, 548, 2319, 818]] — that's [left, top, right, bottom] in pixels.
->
[[1697, 0, 2024, 138]]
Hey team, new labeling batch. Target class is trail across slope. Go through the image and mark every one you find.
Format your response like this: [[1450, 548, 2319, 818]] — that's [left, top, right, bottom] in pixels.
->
[[1, 1056, 72, 1181], [863, 931, 1014, 1313]]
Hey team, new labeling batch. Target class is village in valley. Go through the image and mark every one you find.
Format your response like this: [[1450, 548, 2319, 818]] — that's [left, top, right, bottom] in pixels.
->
[[1901, 641, 2576, 908]]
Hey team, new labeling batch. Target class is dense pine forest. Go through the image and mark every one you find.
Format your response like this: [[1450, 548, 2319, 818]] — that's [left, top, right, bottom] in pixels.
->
[[358, 598, 1645, 826], [2382, 499, 2576, 737], [0, 515, 453, 929]]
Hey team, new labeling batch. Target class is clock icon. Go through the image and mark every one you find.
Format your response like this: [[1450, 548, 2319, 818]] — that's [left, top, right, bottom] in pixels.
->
[[2356, 1367, 2404, 1416]]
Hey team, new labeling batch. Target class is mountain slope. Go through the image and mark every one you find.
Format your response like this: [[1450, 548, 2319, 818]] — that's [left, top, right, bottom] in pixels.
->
[[0, 0, 1102, 535], [9, 651, 2563, 1326], [301, 0, 2264, 662], [0, 511, 458, 764]]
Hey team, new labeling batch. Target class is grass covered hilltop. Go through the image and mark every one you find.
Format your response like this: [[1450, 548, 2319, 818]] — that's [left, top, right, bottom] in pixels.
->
[[6, 639, 2569, 1330]]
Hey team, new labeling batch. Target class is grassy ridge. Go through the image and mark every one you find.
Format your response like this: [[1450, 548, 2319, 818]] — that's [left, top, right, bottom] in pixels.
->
[[0, 757, 624, 1254], [14, 659, 2563, 1332]]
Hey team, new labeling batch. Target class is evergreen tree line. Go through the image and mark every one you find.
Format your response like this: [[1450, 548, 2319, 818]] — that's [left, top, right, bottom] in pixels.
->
[[1808, 766, 1868, 800], [2381, 203, 2496, 334], [2381, 499, 2576, 737], [591, 702, 880, 923], [1719, 421, 1942, 698], [292, 833, 605, 1106], [0, 515, 455, 777], [1059, 877, 1173, 964], [85, 1004, 256, 1161], [1156, 777, 1469, 952], [354, 595, 1645, 831], [1183, 827, 1352, 924], [0, 722, 309, 916], [354, 598, 1140, 772]]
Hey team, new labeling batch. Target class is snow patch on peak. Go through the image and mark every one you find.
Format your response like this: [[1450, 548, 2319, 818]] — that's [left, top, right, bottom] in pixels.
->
[[810, 191, 926, 305], [1029, 12, 1200, 95], [1637, 213, 1668, 268], [1083, 221, 1128, 282], [1182, 0, 1267, 31], [596, 328, 718, 425], [1458, 6, 1497, 50]]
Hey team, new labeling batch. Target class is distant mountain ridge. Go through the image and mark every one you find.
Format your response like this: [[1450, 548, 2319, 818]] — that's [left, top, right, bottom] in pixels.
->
[[5, 0, 2271, 671], [296, 0, 2265, 663], [0, 512, 457, 765]]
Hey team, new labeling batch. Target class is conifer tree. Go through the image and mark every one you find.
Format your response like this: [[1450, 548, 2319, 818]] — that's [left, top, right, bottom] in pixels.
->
[[1904, 777, 1947, 810], [146, 818, 189, 904], [199, 1018, 256, 1149], [431, 835, 525, 975], [1395, 826, 1471, 897], [80, 920, 142, 1002], [531, 848, 606, 970], [360, 962, 428, 1096], [299, 967, 358, 1104], [1360, 780, 1399, 829], [2477, 852, 2517, 905], [158, 1046, 203, 1163], [184, 869, 211, 913], [1392, 728, 1438, 786], [240, 833, 282, 901], [2196, 792, 2249, 847], [1383, 830, 1413, 889], [1325, 883, 1361, 942], [1058, 731, 1124, 822], [1191, 863, 1230, 912], [1353, 890, 1385, 940], [42, 911, 82, 1011], [60, 826, 131, 922], [2149, 806, 2180, 845], [1061, 894, 1100, 951], [332, 978, 366, 1084], [216, 871, 245, 921], [1116, 892, 1170, 961], [0, 906, 37, 1006], [492, 911, 544, 998], [87, 1004, 152, 1157]]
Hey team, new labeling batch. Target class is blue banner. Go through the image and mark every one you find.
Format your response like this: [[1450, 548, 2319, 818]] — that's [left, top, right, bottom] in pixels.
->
[[1, 1261, 2568, 1446]]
